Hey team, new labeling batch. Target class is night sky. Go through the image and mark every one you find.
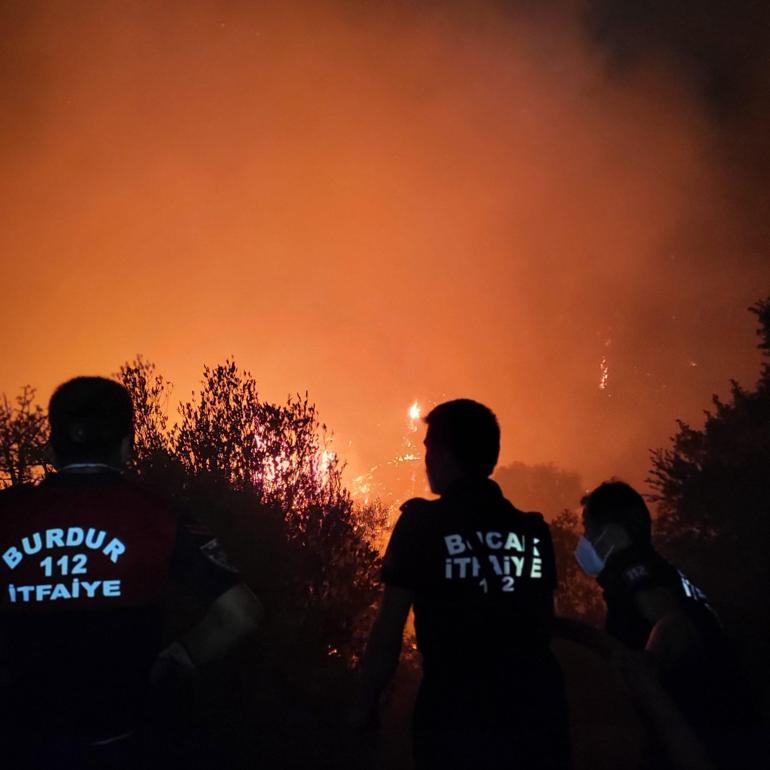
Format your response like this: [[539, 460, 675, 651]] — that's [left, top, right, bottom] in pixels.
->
[[2, 1, 768, 501]]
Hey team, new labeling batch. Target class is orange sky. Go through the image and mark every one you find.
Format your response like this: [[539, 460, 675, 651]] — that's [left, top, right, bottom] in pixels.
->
[[1, 1, 767, 502]]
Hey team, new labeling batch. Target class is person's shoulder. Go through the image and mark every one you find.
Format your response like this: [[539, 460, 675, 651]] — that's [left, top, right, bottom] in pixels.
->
[[399, 496, 436, 516], [518, 510, 554, 544], [0, 481, 38, 509], [392, 496, 436, 535], [114, 476, 178, 520], [614, 546, 674, 590], [381, 498, 434, 587], [503, 499, 547, 528]]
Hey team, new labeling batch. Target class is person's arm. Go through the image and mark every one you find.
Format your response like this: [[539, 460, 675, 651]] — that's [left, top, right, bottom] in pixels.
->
[[636, 589, 700, 669], [154, 522, 263, 681], [613, 650, 717, 770], [179, 583, 263, 665], [551, 616, 624, 660], [351, 585, 414, 729], [153, 583, 263, 680]]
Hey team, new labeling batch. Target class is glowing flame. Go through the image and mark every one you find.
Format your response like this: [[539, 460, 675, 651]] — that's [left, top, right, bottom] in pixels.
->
[[349, 402, 427, 505], [408, 401, 421, 430], [352, 475, 372, 499], [317, 448, 336, 484], [599, 356, 609, 390]]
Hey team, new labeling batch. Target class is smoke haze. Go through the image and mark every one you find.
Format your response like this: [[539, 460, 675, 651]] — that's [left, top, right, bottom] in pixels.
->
[[1, 1, 768, 500]]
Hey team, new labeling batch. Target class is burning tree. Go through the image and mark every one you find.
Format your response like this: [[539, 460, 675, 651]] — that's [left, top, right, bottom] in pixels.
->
[[116, 357, 385, 663]]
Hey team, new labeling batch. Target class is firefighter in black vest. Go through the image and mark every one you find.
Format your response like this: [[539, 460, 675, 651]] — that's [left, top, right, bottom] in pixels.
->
[[353, 399, 571, 770], [576, 480, 761, 769], [0, 377, 263, 769]]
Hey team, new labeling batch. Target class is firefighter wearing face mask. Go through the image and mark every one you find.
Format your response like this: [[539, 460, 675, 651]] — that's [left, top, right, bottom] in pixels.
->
[[576, 480, 761, 770]]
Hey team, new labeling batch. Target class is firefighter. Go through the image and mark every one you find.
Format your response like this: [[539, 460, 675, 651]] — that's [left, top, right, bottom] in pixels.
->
[[354, 399, 570, 770], [576, 480, 761, 769], [0, 377, 262, 769]]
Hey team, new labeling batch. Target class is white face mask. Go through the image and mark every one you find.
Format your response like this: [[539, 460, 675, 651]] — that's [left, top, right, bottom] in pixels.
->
[[574, 529, 614, 577]]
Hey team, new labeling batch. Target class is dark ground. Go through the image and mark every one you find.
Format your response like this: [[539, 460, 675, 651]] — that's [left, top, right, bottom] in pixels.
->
[[140, 639, 647, 770]]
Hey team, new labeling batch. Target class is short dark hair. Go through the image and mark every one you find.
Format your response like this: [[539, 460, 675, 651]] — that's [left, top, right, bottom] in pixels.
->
[[424, 399, 500, 477], [48, 377, 134, 465], [581, 480, 652, 543]]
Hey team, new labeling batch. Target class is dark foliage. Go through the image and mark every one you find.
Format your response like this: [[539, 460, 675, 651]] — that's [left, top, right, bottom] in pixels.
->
[[494, 460, 584, 521], [0, 385, 50, 487], [112, 356, 392, 766], [649, 298, 770, 703], [115, 356, 386, 664]]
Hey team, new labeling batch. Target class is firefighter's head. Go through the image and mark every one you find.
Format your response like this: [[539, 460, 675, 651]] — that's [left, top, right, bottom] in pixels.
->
[[48, 377, 134, 469], [423, 399, 500, 495]]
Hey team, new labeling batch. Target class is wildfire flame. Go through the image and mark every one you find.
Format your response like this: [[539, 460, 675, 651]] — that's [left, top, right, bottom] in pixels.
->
[[317, 448, 336, 484], [599, 356, 609, 391], [408, 401, 421, 430], [350, 401, 427, 506]]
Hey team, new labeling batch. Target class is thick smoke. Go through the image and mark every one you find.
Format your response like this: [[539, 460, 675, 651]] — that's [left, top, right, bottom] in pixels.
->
[[0, 1, 767, 498]]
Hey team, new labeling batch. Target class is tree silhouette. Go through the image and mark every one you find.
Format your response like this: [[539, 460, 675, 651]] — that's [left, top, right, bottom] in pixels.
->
[[0, 385, 50, 488], [115, 356, 386, 663], [649, 298, 770, 690], [494, 461, 585, 521], [117, 355, 172, 463]]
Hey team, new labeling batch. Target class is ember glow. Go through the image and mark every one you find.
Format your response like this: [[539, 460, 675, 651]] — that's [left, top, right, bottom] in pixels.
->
[[408, 402, 421, 430], [599, 357, 610, 391], [1, 1, 767, 502], [350, 401, 428, 507], [316, 449, 336, 486]]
